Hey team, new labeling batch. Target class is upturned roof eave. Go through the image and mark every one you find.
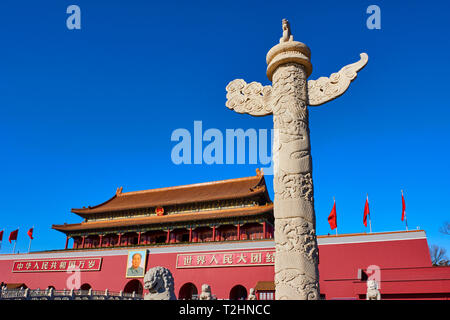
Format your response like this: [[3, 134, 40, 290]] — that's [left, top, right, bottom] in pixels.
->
[[55, 204, 274, 234], [72, 188, 269, 217]]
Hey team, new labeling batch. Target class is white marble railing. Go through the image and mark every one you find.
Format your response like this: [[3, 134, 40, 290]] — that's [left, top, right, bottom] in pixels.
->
[[0, 287, 143, 300]]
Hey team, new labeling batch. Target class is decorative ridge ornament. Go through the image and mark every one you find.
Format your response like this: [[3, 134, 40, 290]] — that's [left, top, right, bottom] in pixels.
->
[[225, 19, 368, 300]]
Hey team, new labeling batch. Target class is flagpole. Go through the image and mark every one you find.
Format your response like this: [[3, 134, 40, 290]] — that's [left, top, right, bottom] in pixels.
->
[[367, 194, 372, 233], [402, 190, 408, 231], [28, 237, 32, 253], [333, 196, 338, 236], [28, 226, 34, 253], [13, 227, 19, 254]]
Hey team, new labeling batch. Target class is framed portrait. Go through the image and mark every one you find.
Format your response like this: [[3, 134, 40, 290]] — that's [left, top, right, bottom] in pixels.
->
[[125, 249, 147, 278]]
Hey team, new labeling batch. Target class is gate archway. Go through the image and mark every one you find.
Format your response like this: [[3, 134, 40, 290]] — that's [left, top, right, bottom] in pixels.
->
[[178, 282, 198, 300], [124, 279, 143, 295], [80, 283, 91, 291], [229, 285, 247, 300]]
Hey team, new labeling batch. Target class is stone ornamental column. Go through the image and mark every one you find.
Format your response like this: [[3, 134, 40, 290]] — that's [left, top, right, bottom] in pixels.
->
[[225, 19, 368, 299]]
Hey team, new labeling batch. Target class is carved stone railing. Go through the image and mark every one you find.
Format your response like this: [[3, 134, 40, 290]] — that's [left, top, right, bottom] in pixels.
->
[[190, 294, 218, 300], [0, 287, 143, 300]]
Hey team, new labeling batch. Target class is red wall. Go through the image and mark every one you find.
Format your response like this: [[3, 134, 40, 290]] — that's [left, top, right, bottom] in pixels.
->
[[318, 238, 432, 279], [0, 248, 274, 299], [0, 254, 127, 291], [150, 251, 273, 299], [1, 234, 449, 300]]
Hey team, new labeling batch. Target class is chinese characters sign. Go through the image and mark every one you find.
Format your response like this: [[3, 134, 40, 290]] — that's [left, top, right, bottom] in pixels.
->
[[176, 250, 275, 268], [12, 258, 102, 273]]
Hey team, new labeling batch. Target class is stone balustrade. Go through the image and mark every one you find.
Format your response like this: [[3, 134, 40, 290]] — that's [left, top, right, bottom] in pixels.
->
[[0, 287, 143, 300]]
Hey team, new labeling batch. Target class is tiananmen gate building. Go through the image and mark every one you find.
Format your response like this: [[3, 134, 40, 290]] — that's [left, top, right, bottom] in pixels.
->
[[1, 171, 449, 300]]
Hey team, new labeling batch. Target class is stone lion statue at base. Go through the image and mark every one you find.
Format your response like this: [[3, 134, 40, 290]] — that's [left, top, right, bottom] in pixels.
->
[[366, 280, 381, 300], [248, 288, 256, 300], [143, 266, 176, 300], [199, 284, 213, 300]]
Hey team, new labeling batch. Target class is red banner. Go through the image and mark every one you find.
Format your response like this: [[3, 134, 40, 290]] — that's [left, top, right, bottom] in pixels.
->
[[176, 249, 275, 268], [12, 257, 102, 273]]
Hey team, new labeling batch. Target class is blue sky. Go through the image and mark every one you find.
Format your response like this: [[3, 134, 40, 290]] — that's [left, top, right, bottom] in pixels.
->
[[0, 0, 449, 256]]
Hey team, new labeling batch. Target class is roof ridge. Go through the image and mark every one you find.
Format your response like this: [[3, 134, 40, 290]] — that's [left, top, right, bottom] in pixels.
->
[[119, 174, 262, 197], [70, 170, 269, 215]]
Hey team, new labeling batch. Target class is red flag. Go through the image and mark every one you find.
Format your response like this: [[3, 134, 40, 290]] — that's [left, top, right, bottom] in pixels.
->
[[363, 197, 370, 227], [27, 228, 34, 240], [401, 192, 406, 221], [328, 200, 337, 230], [9, 229, 18, 243], [0, 230, 3, 241]]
